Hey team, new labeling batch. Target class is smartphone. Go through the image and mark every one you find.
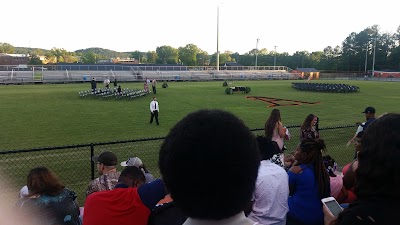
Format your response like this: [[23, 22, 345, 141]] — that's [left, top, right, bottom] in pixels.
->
[[321, 197, 343, 217]]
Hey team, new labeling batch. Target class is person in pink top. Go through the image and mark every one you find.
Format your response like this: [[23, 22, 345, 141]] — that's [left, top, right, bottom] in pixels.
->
[[323, 155, 345, 200], [265, 109, 287, 167]]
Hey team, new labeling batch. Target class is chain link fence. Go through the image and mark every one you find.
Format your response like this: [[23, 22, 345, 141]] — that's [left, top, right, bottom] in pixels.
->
[[0, 125, 356, 205]]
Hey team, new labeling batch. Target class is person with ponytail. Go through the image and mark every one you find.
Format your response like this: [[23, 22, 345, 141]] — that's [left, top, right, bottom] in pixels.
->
[[265, 109, 287, 167], [287, 138, 330, 225]]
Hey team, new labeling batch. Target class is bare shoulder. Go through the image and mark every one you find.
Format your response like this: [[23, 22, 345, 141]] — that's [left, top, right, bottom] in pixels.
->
[[289, 165, 302, 174]]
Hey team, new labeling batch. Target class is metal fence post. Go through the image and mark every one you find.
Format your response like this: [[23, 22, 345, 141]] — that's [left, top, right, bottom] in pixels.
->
[[90, 143, 95, 180]]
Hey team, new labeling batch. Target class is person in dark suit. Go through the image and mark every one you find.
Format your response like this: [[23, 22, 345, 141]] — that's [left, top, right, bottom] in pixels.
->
[[150, 97, 159, 125], [91, 77, 97, 92]]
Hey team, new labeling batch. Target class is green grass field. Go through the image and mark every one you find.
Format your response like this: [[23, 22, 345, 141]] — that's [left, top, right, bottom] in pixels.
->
[[0, 79, 399, 205], [1, 80, 399, 150]]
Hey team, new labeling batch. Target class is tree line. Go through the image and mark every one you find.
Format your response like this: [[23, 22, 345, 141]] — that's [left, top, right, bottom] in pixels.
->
[[1, 24, 399, 71]]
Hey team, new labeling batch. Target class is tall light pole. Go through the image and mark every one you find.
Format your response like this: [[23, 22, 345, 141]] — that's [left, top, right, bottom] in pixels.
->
[[273, 46, 278, 69], [364, 43, 368, 74], [372, 37, 376, 77], [255, 38, 259, 69], [216, 5, 220, 71]]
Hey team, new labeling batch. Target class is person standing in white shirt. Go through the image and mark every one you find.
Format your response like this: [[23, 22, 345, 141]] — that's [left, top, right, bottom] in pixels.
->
[[150, 97, 159, 125]]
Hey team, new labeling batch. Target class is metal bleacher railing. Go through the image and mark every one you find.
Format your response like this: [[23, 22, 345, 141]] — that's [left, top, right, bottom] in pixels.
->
[[0, 65, 298, 84], [0, 124, 356, 205]]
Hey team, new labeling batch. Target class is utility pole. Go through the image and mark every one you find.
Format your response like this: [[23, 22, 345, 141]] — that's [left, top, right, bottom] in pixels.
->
[[273, 46, 278, 69], [364, 43, 368, 73], [372, 37, 376, 77], [255, 38, 259, 69], [216, 5, 220, 72]]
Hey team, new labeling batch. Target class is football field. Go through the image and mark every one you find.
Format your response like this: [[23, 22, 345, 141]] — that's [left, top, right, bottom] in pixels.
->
[[0, 79, 399, 204], [0, 79, 398, 150]]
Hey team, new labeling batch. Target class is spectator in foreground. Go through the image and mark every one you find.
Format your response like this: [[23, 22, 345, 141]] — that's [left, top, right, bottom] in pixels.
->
[[148, 197, 187, 225], [120, 156, 155, 183], [248, 136, 289, 225], [323, 113, 400, 225], [300, 114, 319, 141], [16, 166, 81, 225], [86, 151, 120, 197], [159, 109, 260, 225], [84, 166, 166, 225], [287, 138, 330, 225]]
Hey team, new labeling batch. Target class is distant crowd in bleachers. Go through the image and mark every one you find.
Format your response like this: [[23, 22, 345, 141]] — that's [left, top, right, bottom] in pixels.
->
[[9, 107, 399, 225], [292, 82, 360, 93]]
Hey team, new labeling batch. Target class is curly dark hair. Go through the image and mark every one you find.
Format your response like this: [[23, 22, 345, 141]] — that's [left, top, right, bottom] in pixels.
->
[[159, 109, 260, 220]]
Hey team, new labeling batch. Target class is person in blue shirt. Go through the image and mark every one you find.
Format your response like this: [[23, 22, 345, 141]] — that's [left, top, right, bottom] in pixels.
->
[[287, 139, 330, 225]]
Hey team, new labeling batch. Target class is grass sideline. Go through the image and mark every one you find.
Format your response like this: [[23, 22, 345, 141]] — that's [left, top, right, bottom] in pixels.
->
[[1, 79, 399, 204], [1, 80, 399, 150]]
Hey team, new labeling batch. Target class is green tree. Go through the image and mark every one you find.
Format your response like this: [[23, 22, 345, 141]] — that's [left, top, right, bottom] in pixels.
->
[[81, 51, 97, 64], [341, 32, 358, 71], [230, 52, 240, 63], [178, 44, 200, 66], [45, 52, 56, 64], [44, 48, 77, 63], [210, 51, 233, 66], [196, 50, 209, 66], [0, 43, 15, 53], [259, 48, 268, 55], [395, 25, 400, 45], [146, 51, 157, 64], [246, 48, 268, 56], [63, 53, 79, 63], [156, 46, 179, 64], [131, 51, 144, 63], [28, 54, 43, 65], [309, 51, 324, 68], [291, 51, 310, 68]]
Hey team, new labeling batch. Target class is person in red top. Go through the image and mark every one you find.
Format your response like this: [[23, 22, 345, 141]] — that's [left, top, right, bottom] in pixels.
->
[[83, 166, 166, 225]]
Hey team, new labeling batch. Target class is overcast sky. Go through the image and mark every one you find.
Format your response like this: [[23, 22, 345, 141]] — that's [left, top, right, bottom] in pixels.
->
[[3, 0, 399, 55]]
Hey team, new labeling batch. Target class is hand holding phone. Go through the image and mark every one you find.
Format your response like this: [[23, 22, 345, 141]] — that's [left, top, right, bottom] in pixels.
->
[[321, 197, 343, 217]]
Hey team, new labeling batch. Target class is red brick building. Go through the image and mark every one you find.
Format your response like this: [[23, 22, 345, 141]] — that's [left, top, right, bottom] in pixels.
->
[[0, 53, 29, 65]]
